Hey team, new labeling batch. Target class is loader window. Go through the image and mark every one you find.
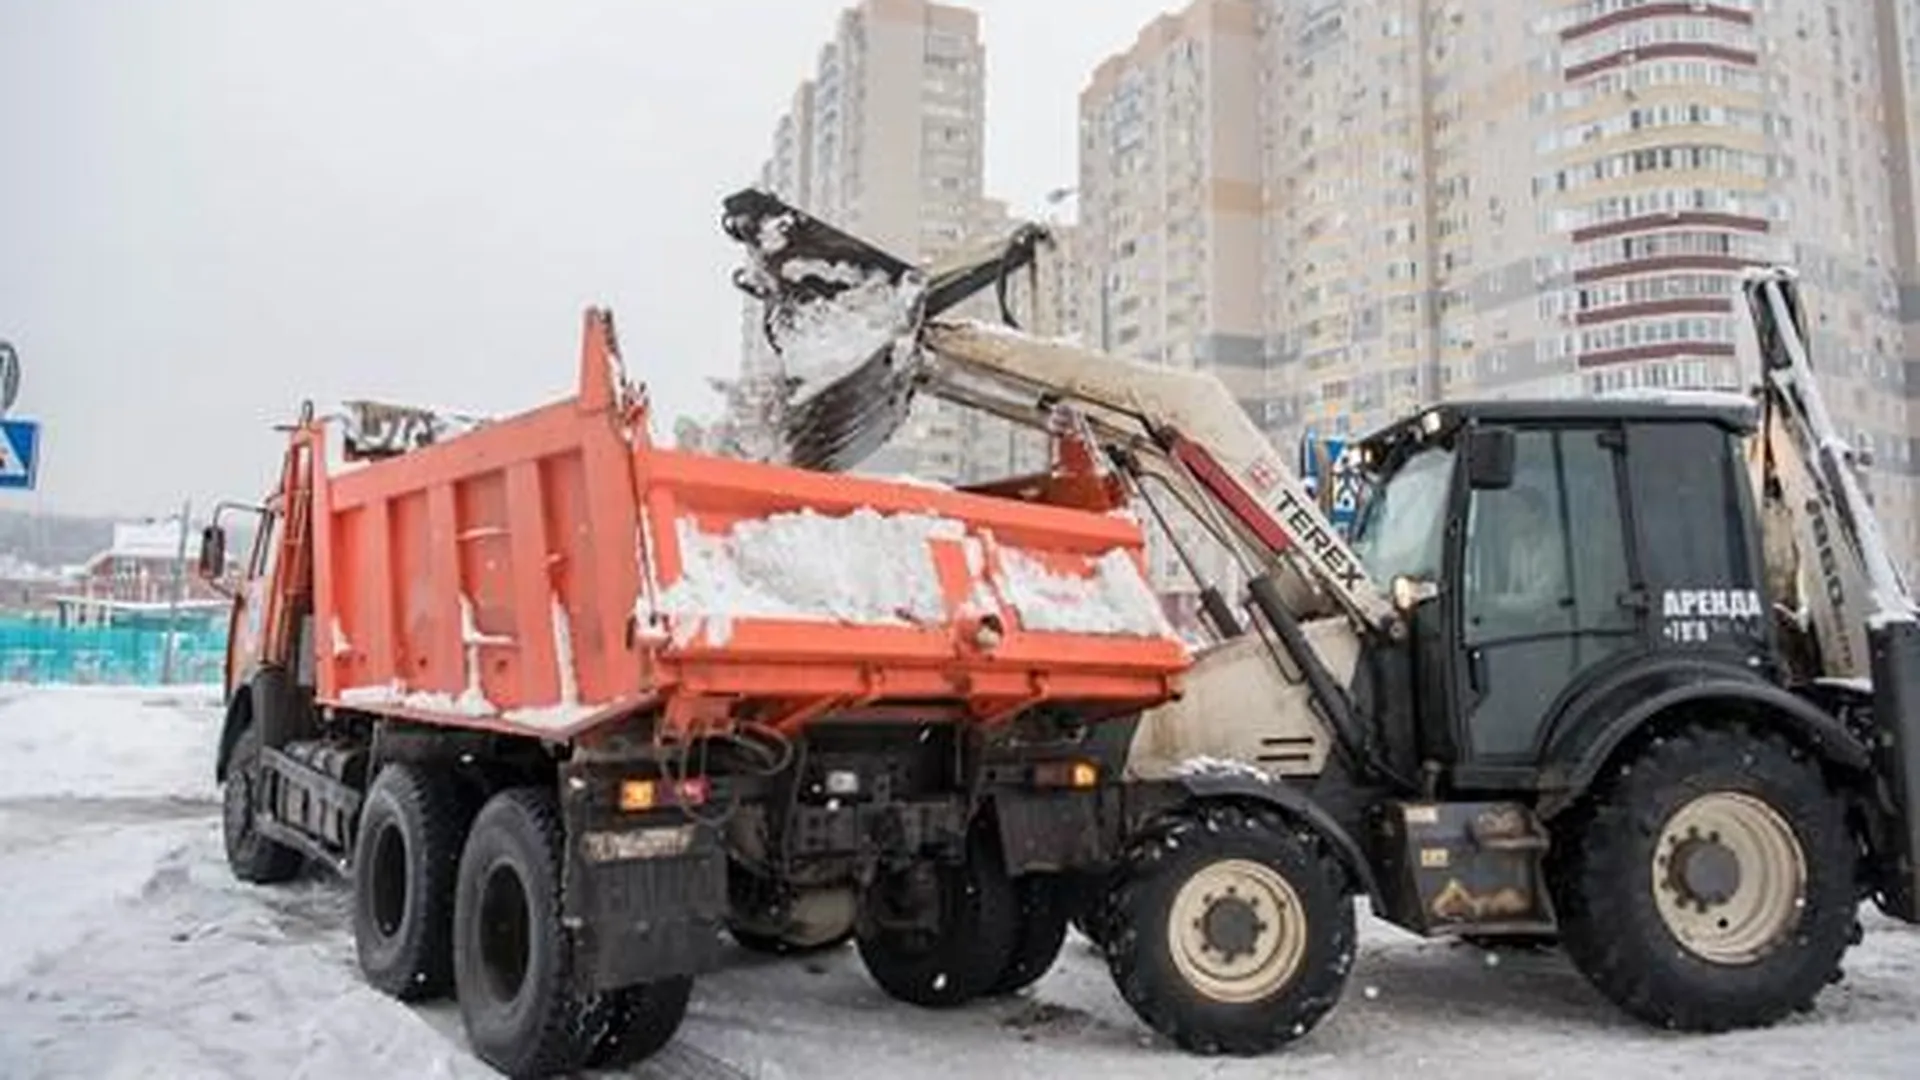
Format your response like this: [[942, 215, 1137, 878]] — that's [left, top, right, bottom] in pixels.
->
[[1350, 445, 1454, 583], [1463, 430, 1572, 643]]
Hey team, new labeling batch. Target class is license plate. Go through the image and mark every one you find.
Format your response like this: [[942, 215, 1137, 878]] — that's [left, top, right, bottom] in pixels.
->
[[581, 825, 695, 863]]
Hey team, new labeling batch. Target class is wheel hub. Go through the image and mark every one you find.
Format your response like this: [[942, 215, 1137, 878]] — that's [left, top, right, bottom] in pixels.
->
[[1167, 858, 1307, 1004], [1198, 892, 1265, 963], [1668, 834, 1742, 908], [1651, 791, 1807, 965]]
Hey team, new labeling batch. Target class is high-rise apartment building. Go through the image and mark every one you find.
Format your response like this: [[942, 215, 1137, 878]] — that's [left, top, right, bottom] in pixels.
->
[[736, 0, 1008, 484], [1077, 0, 1265, 597], [1079, 0, 1918, 586]]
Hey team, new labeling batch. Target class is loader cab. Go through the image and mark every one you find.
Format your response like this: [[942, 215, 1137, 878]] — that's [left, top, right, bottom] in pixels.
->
[[1350, 396, 1769, 791]]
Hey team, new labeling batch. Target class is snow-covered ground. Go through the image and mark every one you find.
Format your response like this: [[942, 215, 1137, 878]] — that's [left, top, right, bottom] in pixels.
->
[[2, 685, 1918, 1079]]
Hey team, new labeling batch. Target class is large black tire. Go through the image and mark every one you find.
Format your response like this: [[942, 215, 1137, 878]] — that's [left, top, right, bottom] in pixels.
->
[[1548, 722, 1859, 1033], [451, 787, 597, 1078], [1104, 802, 1355, 1056], [988, 872, 1071, 995], [581, 976, 695, 1069], [856, 827, 1019, 1008], [221, 720, 303, 885], [352, 762, 469, 1001]]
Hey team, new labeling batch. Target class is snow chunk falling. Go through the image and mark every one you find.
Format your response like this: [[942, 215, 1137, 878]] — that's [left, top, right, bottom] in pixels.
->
[[651, 508, 967, 646], [993, 547, 1176, 637]]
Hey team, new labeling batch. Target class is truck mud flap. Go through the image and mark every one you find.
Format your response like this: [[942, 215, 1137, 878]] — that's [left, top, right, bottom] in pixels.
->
[[1870, 619, 1920, 921], [561, 775, 729, 992]]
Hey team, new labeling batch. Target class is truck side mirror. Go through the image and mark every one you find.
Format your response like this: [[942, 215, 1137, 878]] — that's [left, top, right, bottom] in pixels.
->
[[1465, 428, 1516, 490], [197, 525, 227, 582]]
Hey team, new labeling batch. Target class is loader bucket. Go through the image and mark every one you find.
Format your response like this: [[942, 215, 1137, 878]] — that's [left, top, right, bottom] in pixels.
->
[[721, 188, 932, 472]]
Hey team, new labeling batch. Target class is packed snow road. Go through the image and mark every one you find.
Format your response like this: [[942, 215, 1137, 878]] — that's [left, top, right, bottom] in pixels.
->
[[2, 687, 1918, 1079]]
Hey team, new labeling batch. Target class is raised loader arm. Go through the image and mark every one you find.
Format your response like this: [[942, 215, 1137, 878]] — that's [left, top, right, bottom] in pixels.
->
[[1740, 267, 1918, 680], [719, 188, 1396, 636], [1740, 267, 1920, 921]]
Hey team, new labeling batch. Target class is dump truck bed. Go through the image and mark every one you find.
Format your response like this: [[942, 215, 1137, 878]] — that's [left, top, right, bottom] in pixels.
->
[[310, 311, 1189, 741]]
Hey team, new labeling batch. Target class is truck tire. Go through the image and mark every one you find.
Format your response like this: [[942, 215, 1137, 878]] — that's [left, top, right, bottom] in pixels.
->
[[1104, 802, 1355, 1055], [352, 762, 468, 1001], [451, 787, 595, 1078], [1548, 722, 1858, 1032], [221, 720, 303, 885], [988, 873, 1071, 995], [856, 827, 1019, 1008], [582, 976, 694, 1068]]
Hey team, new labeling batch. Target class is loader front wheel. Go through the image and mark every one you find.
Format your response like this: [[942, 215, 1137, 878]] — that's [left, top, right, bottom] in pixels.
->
[[221, 720, 303, 885], [856, 829, 1018, 1008], [452, 787, 595, 1078], [1549, 722, 1858, 1032], [1105, 802, 1354, 1055], [352, 762, 469, 1000]]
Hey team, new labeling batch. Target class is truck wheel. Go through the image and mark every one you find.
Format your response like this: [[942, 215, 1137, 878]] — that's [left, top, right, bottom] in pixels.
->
[[1549, 723, 1858, 1032], [221, 721, 303, 885], [856, 829, 1019, 1008], [1105, 802, 1355, 1055], [582, 976, 694, 1068], [988, 873, 1071, 995], [352, 762, 468, 1001], [452, 787, 594, 1078]]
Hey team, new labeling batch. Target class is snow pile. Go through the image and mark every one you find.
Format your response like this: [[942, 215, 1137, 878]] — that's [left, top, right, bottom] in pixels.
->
[[652, 508, 963, 646], [766, 262, 924, 407], [993, 547, 1177, 638]]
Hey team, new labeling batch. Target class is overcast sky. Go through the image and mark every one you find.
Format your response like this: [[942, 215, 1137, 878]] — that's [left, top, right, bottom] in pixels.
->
[[0, 0, 1176, 519]]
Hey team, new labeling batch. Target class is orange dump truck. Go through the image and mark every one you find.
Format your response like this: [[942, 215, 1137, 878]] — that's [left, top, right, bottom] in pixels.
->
[[198, 311, 1258, 1076]]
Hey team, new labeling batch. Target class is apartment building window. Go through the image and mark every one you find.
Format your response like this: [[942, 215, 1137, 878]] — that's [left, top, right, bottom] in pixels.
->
[[1558, 0, 1756, 32], [1579, 316, 1736, 353], [1540, 145, 1774, 195], [1578, 273, 1737, 310], [1560, 60, 1763, 109], [1560, 187, 1774, 231], [1561, 16, 1757, 70], [1575, 229, 1781, 270]]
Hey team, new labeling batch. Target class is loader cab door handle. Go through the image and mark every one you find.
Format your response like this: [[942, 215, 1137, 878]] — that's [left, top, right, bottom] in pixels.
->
[[1618, 588, 1652, 614]]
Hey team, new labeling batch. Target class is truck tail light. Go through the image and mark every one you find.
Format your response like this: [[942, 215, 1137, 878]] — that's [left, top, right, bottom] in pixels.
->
[[1032, 760, 1100, 790], [619, 777, 711, 812]]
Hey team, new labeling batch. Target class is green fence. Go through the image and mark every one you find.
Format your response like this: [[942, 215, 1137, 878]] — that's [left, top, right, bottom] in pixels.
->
[[0, 618, 228, 687]]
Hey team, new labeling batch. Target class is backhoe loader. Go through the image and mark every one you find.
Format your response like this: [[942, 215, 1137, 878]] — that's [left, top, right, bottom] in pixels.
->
[[722, 187, 1920, 1047]]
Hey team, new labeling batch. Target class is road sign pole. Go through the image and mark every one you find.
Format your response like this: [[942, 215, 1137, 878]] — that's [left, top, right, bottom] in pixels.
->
[[162, 499, 191, 686]]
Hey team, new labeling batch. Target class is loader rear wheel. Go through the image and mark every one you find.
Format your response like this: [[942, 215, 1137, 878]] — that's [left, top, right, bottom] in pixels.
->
[[1105, 802, 1354, 1055], [581, 976, 694, 1069], [988, 872, 1071, 995], [452, 787, 596, 1078], [856, 828, 1018, 1008], [221, 721, 303, 885], [1549, 723, 1858, 1032], [352, 762, 468, 1001]]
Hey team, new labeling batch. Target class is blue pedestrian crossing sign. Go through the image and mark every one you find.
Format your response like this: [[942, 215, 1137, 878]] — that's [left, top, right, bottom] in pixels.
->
[[0, 419, 40, 491]]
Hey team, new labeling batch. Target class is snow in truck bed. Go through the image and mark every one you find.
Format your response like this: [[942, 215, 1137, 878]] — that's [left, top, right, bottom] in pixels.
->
[[4, 683, 1920, 1079], [647, 505, 1177, 647]]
